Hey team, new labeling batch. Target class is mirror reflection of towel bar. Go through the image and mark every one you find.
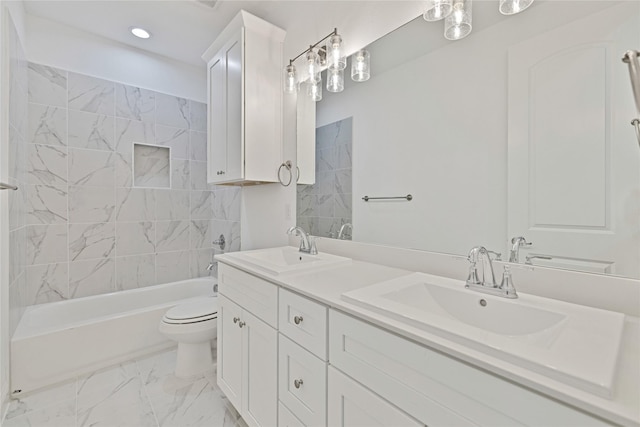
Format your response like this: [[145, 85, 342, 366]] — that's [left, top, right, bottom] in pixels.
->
[[0, 182, 18, 191], [362, 194, 412, 202]]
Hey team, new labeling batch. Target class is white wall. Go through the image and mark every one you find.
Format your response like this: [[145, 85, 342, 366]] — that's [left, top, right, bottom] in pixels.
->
[[1, 0, 27, 417], [26, 14, 206, 102], [316, 1, 631, 257]]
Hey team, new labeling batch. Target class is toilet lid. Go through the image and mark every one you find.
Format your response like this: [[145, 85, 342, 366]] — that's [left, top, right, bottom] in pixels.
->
[[164, 296, 218, 322]]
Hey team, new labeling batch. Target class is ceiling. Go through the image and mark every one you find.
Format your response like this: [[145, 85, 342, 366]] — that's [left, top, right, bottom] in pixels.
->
[[22, 0, 425, 68]]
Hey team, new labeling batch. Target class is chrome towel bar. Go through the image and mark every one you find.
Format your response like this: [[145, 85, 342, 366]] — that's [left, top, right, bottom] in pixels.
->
[[0, 182, 18, 191], [362, 194, 412, 202]]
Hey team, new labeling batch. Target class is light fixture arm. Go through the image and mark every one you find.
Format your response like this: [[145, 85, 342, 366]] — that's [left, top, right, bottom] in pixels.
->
[[288, 28, 338, 65]]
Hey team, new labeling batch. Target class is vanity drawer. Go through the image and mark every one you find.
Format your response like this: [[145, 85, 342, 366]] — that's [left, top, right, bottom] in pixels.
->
[[278, 402, 305, 427], [279, 288, 328, 360], [329, 310, 610, 427], [218, 264, 278, 328], [278, 334, 327, 427]]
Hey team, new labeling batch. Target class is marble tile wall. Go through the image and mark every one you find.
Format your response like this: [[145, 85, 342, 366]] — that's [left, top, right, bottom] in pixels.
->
[[7, 15, 29, 338], [297, 117, 352, 238], [23, 62, 241, 305]]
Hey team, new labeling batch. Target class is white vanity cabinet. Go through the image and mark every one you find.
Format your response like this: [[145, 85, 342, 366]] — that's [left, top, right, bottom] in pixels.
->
[[329, 310, 614, 427], [202, 10, 285, 185], [327, 367, 422, 427], [217, 264, 278, 427], [278, 289, 329, 427]]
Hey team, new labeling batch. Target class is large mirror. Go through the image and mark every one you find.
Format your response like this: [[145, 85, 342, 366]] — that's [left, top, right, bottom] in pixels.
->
[[297, 0, 640, 280]]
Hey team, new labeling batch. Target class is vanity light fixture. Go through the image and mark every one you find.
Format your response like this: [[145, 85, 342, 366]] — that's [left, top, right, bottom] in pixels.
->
[[499, 0, 534, 15], [284, 28, 371, 101], [423, 0, 453, 21], [444, 0, 472, 41], [327, 34, 347, 71], [130, 27, 151, 39], [284, 63, 297, 94]]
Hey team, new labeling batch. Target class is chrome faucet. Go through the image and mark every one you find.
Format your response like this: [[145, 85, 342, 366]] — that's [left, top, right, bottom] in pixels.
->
[[337, 223, 352, 240], [286, 226, 317, 255], [509, 236, 532, 263], [466, 246, 517, 299]]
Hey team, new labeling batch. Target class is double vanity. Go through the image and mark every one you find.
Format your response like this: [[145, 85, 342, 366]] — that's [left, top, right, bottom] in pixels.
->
[[215, 238, 639, 427]]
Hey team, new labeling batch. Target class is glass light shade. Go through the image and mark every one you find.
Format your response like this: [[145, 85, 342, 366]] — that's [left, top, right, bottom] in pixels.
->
[[306, 50, 321, 83], [308, 80, 322, 102], [499, 0, 534, 15], [283, 64, 297, 94], [423, 0, 453, 21], [444, 0, 472, 41], [327, 68, 344, 93], [351, 49, 370, 82], [327, 34, 347, 70]]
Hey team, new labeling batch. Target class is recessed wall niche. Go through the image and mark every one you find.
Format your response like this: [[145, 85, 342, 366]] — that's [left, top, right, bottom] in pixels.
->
[[133, 143, 171, 188]]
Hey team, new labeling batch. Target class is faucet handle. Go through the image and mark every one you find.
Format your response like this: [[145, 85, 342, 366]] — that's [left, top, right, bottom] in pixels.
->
[[500, 266, 518, 298], [308, 236, 318, 255], [486, 250, 502, 261], [466, 261, 480, 285]]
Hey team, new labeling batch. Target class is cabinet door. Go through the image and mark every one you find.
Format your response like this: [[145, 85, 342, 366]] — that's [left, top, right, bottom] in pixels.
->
[[208, 30, 243, 183], [328, 367, 422, 427], [242, 310, 278, 427], [208, 50, 227, 182], [217, 295, 243, 412], [224, 29, 243, 181]]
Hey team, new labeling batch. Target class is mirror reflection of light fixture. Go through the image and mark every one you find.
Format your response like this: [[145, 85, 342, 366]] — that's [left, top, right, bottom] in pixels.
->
[[423, 0, 453, 21], [444, 0, 472, 41], [499, 0, 534, 15], [308, 80, 323, 101], [351, 49, 371, 82], [327, 68, 344, 93], [284, 28, 371, 102]]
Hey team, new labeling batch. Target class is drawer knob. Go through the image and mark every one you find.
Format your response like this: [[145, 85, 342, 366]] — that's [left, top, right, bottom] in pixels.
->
[[238, 321, 246, 328], [233, 317, 240, 324], [293, 379, 304, 389], [293, 315, 304, 325]]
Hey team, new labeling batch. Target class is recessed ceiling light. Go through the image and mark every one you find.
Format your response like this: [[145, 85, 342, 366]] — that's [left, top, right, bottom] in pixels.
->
[[130, 27, 151, 39]]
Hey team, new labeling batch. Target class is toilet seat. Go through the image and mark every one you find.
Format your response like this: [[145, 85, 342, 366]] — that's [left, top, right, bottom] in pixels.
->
[[162, 297, 218, 325]]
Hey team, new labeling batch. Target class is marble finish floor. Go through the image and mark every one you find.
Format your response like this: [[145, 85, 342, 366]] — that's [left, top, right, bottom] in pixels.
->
[[2, 349, 246, 427]]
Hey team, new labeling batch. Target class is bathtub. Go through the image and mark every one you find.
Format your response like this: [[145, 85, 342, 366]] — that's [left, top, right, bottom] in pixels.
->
[[11, 277, 215, 396]]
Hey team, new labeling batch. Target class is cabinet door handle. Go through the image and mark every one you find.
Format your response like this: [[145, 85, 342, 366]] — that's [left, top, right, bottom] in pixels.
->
[[238, 321, 246, 328], [233, 317, 240, 324], [293, 379, 304, 389], [293, 315, 304, 325]]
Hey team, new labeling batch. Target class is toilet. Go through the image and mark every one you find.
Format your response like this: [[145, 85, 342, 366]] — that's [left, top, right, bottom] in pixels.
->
[[159, 295, 218, 379]]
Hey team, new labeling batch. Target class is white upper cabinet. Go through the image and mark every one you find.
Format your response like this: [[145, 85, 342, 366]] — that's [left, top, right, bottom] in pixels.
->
[[202, 11, 286, 185]]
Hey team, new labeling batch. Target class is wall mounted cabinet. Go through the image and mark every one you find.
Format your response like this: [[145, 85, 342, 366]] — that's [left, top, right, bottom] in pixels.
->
[[202, 10, 286, 185]]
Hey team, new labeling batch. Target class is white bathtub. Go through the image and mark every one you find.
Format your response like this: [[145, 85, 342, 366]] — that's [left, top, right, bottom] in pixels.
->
[[11, 277, 215, 396]]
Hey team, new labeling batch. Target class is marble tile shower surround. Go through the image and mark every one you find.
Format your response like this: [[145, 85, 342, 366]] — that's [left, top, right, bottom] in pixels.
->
[[22, 62, 241, 305], [2, 349, 247, 427], [7, 15, 29, 339], [297, 117, 352, 238]]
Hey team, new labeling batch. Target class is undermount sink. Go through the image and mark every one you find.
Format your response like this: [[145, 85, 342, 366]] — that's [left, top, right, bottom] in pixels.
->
[[229, 246, 351, 276], [342, 272, 625, 398]]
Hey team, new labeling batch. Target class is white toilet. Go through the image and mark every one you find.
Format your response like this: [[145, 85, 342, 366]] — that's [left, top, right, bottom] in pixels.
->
[[159, 295, 218, 379]]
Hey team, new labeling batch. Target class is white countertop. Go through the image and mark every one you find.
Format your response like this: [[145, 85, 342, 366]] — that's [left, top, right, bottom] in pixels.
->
[[216, 251, 640, 426]]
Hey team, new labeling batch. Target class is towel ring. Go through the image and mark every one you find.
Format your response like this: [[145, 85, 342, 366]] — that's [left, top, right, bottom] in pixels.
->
[[278, 161, 293, 186]]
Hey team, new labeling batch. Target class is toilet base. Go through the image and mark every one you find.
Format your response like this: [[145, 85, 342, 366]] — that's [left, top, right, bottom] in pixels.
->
[[175, 340, 214, 379]]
